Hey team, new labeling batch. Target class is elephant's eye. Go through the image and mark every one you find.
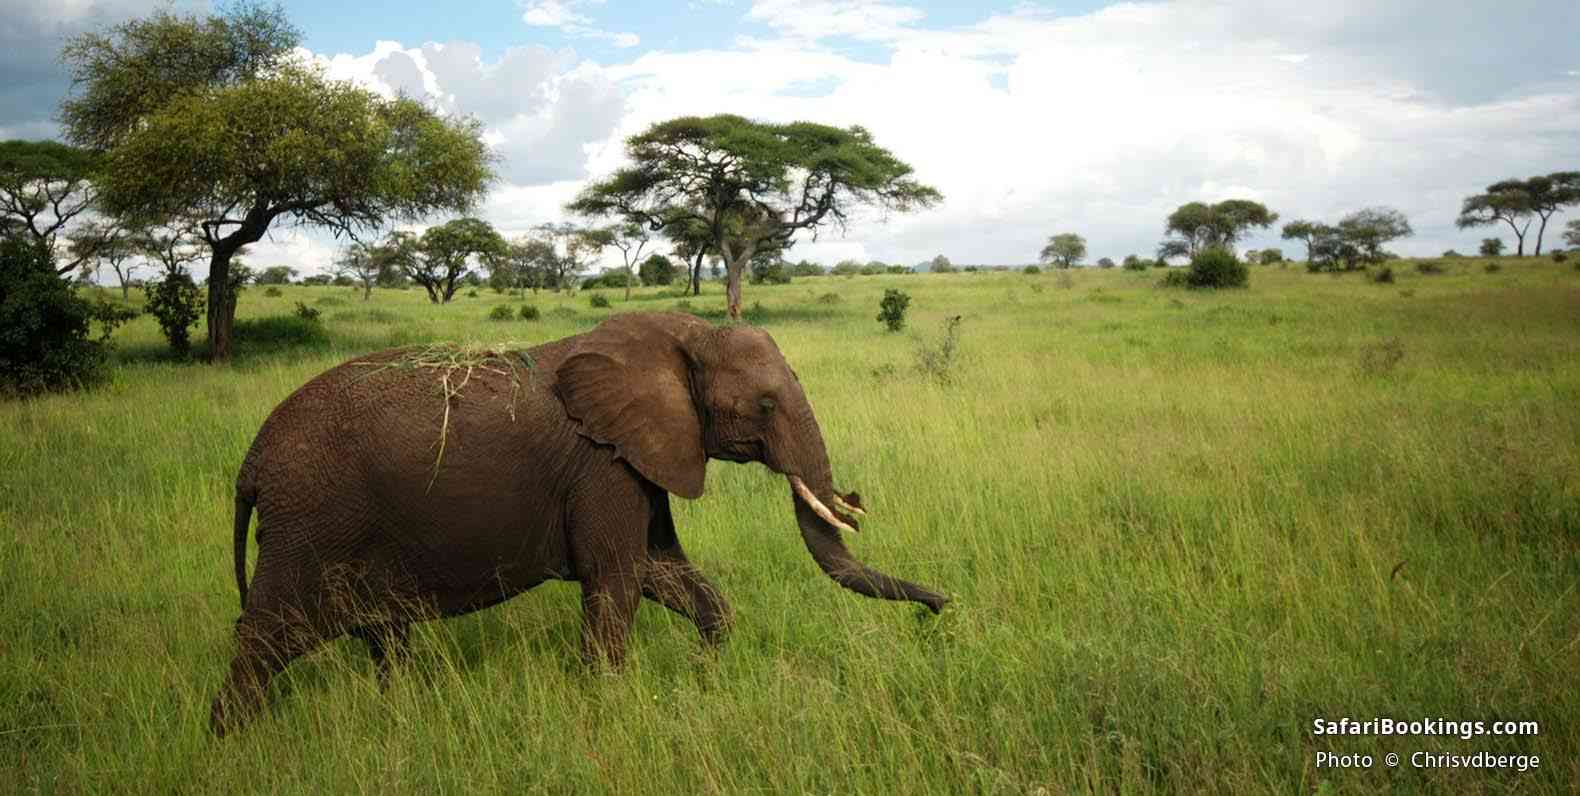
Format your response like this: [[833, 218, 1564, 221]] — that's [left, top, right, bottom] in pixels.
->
[[758, 396, 777, 415]]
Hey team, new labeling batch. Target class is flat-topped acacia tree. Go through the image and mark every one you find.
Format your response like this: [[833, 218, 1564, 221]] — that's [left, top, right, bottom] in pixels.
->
[[568, 114, 940, 319], [59, 4, 493, 359]]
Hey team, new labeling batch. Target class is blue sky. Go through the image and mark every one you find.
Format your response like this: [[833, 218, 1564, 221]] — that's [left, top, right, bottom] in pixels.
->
[[279, 1, 1110, 64], [5, 0, 1580, 274]]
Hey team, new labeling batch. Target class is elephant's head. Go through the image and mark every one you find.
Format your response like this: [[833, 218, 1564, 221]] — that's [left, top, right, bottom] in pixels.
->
[[555, 312, 947, 613]]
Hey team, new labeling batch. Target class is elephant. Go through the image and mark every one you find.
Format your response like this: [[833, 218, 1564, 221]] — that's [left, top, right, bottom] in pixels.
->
[[209, 311, 948, 735]]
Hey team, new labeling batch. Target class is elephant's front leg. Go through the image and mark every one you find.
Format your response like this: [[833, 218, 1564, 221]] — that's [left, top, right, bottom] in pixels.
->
[[642, 545, 732, 646], [569, 472, 649, 668]]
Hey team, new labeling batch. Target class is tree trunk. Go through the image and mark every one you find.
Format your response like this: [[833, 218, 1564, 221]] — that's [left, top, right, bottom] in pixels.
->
[[722, 241, 755, 320], [690, 252, 703, 296], [205, 247, 237, 362], [1534, 213, 1550, 256]]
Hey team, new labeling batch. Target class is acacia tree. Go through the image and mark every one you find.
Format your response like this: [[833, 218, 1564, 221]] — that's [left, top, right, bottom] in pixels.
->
[[568, 114, 940, 319], [1336, 207, 1412, 266], [333, 240, 389, 300], [1039, 233, 1086, 268], [1161, 200, 1278, 257], [67, 220, 138, 297], [132, 215, 205, 277], [1457, 184, 1534, 256], [60, 4, 493, 359], [402, 218, 505, 303], [1280, 220, 1329, 264], [0, 140, 108, 275], [1486, 173, 1580, 255], [591, 221, 651, 300], [1564, 219, 1580, 249]]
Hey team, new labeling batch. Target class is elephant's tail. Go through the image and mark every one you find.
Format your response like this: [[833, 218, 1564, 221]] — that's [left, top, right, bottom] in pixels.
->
[[233, 493, 255, 612]]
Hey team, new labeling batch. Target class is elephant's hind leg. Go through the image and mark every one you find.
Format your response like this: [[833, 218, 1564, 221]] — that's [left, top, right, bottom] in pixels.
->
[[209, 604, 330, 736]]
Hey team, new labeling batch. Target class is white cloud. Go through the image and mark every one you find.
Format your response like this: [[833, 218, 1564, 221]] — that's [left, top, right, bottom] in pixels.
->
[[520, 0, 640, 48]]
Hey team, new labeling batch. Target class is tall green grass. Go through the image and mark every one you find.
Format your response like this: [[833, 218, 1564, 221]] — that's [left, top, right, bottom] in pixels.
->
[[2, 260, 1576, 792]]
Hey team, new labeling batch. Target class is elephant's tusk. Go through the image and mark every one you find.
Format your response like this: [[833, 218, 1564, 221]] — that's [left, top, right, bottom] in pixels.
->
[[832, 494, 867, 517], [789, 476, 858, 534]]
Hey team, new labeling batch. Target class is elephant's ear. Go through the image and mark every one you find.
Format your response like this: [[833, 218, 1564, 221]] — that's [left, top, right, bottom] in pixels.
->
[[554, 342, 706, 499]]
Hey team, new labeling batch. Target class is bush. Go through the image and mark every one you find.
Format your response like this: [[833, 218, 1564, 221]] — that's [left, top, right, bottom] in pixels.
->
[[1023, 265, 1041, 275], [0, 237, 131, 395], [1442, 249, 1462, 258], [146, 271, 206, 355], [233, 315, 329, 349], [816, 292, 842, 305], [876, 288, 911, 332], [790, 261, 825, 277], [1552, 251, 1567, 263], [466, 288, 478, 298], [887, 265, 909, 275], [1096, 257, 1115, 269], [589, 293, 611, 308], [1484, 262, 1501, 273], [914, 315, 963, 384], [1479, 238, 1504, 257], [750, 260, 793, 284], [859, 263, 885, 276], [1370, 266, 1395, 284], [488, 305, 515, 321], [1416, 261, 1445, 274], [1157, 269, 1190, 288], [639, 254, 677, 286], [1184, 247, 1248, 289], [519, 305, 540, 321], [1122, 255, 1148, 271], [263, 286, 283, 298], [293, 302, 321, 322], [830, 260, 862, 277], [1259, 248, 1284, 264]]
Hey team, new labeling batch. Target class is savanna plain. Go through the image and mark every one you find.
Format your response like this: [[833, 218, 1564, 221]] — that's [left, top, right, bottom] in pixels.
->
[[2, 260, 1577, 794]]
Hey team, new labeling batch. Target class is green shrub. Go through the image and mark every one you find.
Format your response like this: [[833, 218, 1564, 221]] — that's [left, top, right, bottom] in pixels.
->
[[263, 286, 283, 298], [1442, 249, 1462, 258], [750, 260, 793, 284], [1370, 266, 1395, 284], [466, 288, 478, 298], [887, 265, 909, 275], [1157, 269, 1190, 288], [292, 302, 321, 322], [1552, 250, 1567, 263], [914, 315, 963, 383], [817, 292, 842, 305], [876, 288, 911, 332], [146, 271, 205, 355], [830, 260, 862, 277], [1479, 238, 1504, 257], [790, 261, 825, 277], [639, 254, 678, 286], [1484, 262, 1501, 274], [1096, 257, 1115, 269], [1259, 248, 1284, 264], [0, 236, 130, 395], [1122, 255, 1148, 271], [589, 293, 611, 309], [519, 305, 540, 321], [1416, 261, 1445, 274], [488, 305, 515, 321], [1023, 265, 1041, 275], [1184, 247, 1248, 289]]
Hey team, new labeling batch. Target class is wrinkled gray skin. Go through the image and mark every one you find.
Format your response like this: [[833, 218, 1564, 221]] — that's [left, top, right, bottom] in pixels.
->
[[210, 312, 948, 735]]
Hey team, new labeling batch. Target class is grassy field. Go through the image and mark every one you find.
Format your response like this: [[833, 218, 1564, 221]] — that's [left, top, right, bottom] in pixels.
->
[[2, 258, 1577, 793]]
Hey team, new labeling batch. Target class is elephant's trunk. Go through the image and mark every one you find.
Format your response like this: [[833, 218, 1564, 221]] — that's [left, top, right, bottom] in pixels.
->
[[787, 475, 949, 614]]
